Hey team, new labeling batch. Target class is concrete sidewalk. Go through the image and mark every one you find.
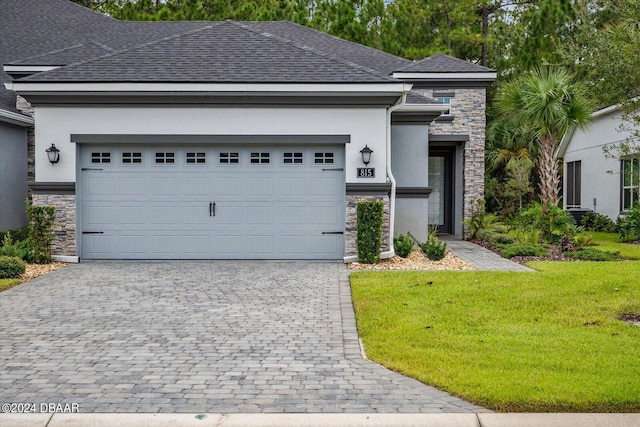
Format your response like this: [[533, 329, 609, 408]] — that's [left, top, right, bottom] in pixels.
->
[[2, 412, 639, 427], [443, 239, 535, 272]]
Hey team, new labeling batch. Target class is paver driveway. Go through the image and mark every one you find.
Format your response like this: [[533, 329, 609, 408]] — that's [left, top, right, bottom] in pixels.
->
[[0, 262, 484, 413]]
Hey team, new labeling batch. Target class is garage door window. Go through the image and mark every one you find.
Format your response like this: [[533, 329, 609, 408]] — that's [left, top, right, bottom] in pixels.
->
[[122, 152, 142, 164], [314, 152, 334, 164], [91, 152, 111, 164], [219, 152, 239, 164], [250, 152, 270, 164], [155, 152, 175, 164], [186, 152, 206, 164], [283, 152, 303, 164]]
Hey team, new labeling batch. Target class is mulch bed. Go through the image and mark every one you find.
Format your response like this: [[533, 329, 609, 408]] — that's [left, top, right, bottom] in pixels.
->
[[348, 248, 475, 271], [20, 262, 68, 282]]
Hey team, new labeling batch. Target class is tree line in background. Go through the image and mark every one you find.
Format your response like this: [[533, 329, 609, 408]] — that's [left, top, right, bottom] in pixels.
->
[[73, 0, 639, 216]]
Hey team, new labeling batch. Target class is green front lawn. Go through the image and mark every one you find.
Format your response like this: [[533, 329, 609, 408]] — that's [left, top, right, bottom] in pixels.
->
[[590, 232, 640, 259], [0, 278, 21, 292], [350, 261, 640, 412]]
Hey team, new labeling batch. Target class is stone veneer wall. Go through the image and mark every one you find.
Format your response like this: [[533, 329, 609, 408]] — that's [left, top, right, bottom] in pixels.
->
[[16, 96, 36, 186], [345, 194, 391, 257], [31, 194, 77, 256], [414, 87, 487, 237]]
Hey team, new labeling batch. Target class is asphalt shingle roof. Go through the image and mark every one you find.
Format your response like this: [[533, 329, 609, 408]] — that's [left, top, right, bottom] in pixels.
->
[[396, 53, 495, 73], [406, 91, 440, 105], [21, 22, 396, 83]]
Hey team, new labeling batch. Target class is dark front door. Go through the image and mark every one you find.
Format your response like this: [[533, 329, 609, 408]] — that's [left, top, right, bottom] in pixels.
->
[[428, 148, 454, 234]]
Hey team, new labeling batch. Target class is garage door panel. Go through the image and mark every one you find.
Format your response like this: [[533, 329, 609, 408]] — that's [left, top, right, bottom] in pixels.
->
[[85, 176, 118, 196], [118, 176, 146, 195], [214, 177, 245, 195], [182, 235, 211, 255], [181, 177, 210, 196], [118, 234, 147, 255], [85, 204, 117, 226], [81, 144, 344, 259], [118, 205, 147, 224], [246, 206, 273, 224]]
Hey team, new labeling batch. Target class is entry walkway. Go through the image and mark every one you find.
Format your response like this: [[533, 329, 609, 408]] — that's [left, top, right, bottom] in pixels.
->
[[443, 238, 535, 272]]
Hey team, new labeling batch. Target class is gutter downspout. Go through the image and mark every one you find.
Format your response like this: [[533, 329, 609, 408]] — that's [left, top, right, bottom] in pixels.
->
[[344, 91, 407, 263]]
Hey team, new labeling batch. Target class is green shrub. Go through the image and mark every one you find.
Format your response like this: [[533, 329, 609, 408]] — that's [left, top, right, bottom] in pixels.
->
[[573, 233, 593, 249], [476, 229, 515, 245], [357, 200, 384, 264], [566, 248, 622, 261], [500, 243, 547, 259], [411, 228, 447, 261], [463, 199, 497, 239], [581, 211, 617, 233], [0, 226, 28, 247], [511, 203, 577, 243], [27, 204, 55, 264], [393, 234, 414, 258], [0, 233, 20, 257], [511, 227, 543, 245], [618, 203, 640, 242], [0, 256, 26, 279]]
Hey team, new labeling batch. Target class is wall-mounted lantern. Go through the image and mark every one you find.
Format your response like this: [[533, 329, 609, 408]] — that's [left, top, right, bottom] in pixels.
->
[[360, 145, 373, 166], [46, 144, 60, 165]]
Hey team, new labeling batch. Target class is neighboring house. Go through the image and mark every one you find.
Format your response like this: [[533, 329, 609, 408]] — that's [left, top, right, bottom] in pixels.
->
[[1, 0, 495, 261], [557, 104, 640, 221]]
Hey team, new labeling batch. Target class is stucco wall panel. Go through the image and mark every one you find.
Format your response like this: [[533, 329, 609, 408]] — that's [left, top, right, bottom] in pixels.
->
[[34, 106, 389, 184]]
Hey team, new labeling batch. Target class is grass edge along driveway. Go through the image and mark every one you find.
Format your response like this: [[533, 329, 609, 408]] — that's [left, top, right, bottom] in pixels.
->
[[350, 261, 640, 412]]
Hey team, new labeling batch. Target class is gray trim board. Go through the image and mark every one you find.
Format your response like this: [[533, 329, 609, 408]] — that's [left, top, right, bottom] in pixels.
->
[[409, 81, 493, 89], [434, 116, 455, 123], [396, 187, 432, 198], [432, 91, 456, 98], [29, 182, 76, 194], [391, 111, 441, 124], [346, 182, 392, 195], [429, 134, 469, 142], [22, 94, 402, 107], [71, 134, 351, 145]]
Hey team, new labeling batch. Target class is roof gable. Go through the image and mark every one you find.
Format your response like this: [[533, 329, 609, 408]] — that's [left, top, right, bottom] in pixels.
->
[[396, 53, 494, 73]]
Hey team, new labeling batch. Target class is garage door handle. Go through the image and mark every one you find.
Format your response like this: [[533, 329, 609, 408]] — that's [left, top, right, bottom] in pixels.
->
[[212, 202, 216, 217], [209, 202, 212, 217], [322, 231, 344, 235]]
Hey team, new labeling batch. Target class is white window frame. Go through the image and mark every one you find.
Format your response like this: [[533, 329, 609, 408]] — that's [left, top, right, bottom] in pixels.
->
[[621, 157, 640, 211]]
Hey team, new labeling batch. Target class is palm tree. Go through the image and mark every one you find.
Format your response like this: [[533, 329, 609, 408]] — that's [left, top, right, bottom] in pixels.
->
[[496, 67, 593, 213]]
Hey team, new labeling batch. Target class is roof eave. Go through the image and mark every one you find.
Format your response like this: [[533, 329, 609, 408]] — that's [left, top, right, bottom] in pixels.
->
[[0, 109, 35, 127]]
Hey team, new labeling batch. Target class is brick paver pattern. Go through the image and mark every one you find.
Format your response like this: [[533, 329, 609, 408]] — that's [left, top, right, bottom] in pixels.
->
[[0, 262, 485, 413]]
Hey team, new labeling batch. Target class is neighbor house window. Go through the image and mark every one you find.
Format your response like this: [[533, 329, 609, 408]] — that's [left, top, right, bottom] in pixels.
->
[[566, 161, 581, 209], [436, 97, 451, 116], [622, 157, 640, 211]]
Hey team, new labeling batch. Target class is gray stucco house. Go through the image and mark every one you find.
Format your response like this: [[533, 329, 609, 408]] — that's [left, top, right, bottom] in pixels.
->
[[1, 0, 495, 261], [558, 104, 640, 221]]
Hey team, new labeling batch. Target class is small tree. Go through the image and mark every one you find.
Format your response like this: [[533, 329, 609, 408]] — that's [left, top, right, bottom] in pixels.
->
[[27, 203, 56, 264], [497, 67, 593, 213], [356, 200, 384, 264]]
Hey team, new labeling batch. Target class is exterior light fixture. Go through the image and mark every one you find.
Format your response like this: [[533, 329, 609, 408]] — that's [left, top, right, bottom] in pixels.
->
[[46, 144, 60, 165], [360, 145, 373, 166]]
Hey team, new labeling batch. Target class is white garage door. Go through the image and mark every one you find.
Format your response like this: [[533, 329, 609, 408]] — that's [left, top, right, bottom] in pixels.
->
[[79, 144, 345, 259]]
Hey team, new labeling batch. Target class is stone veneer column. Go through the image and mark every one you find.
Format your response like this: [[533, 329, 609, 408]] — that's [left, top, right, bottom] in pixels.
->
[[415, 87, 487, 238], [30, 194, 77, 256], [345, 194, 390, 257]]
